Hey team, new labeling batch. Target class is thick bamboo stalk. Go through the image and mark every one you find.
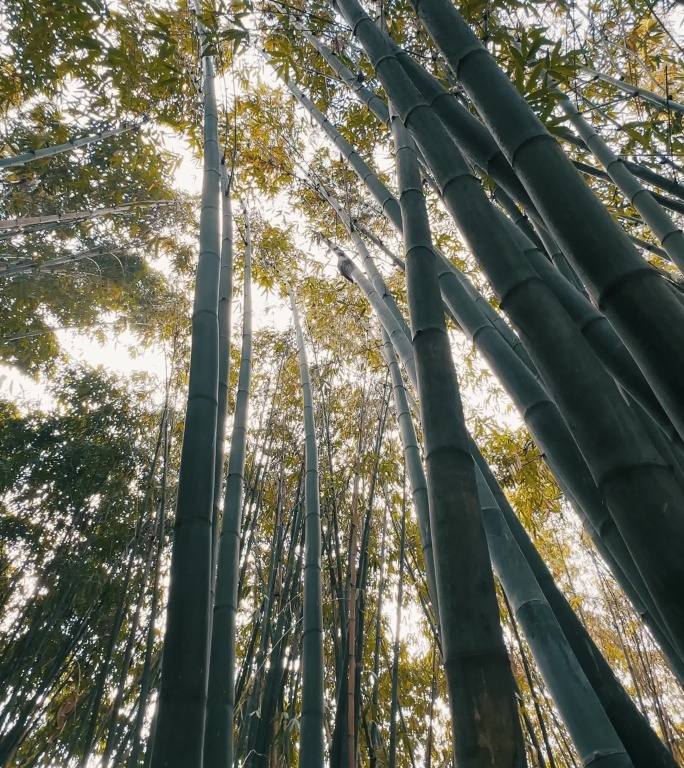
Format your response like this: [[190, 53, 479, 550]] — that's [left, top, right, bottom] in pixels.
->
[[408, 0, 684, 442], [365, 223, 678, 766], [0, 121, 140, 169], [204, 207, 253, 768], [434, 251, 679, 650], [387, 98, 526, 765], [498, 213, 680, 443], [376, 272, 634, 766], [475, 471, 632, 768], [151, 36, 220, 767], [333, 2, 684, 660], [473, 452, 679, 768], [288, 285, 325, 768]]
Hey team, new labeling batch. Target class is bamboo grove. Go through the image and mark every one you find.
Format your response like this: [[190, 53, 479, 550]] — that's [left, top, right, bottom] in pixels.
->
[[2, 0, 684, 766]]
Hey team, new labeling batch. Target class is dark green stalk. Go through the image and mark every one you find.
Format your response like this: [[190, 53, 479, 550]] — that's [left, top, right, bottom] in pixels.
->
[[152, 14, 220, 763], [388, 88, 526, 763], [409, 0, 684, 441], [473, 452, 678, 768], [204, 207, 253, 768], [475, 471, 632, 768], [334, 5, 684, 660]]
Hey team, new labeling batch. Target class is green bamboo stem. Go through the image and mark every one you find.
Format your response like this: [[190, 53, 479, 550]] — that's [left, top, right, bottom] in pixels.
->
[[0, 246, 123, 278], [498, 212, 681, 444], [152, 34, 221, 766], [475, 471, 632, 768], [378, 328, 438, 617], [388, 475, 407, 768], [408, 0, 684, 443], [573, 160, 684, 217], [333, 0, 684, 661], [288, 285, 325, 768], [288, 72, 536, 375], [0, 121, 140, 169], [366, 208, 680, 764], [386, 96, 526, 765], [204, 206, 253, 768], [474, 452, 679, 768]]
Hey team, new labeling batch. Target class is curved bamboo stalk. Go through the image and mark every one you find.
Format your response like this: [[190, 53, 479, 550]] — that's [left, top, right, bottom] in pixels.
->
[[288, 285, 325, 768], [204, 206, 253, 768], [0, 246, 122, 278], [0, 121, 141, 169]]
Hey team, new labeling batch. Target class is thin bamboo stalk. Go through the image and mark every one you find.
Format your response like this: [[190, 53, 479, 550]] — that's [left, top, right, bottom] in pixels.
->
[[578, 68, 684, 115], [211, 162, 234, 596], [289, 285, 325, 767], [0, 201, 172, 232], [204, 206, 253, 768], [554, 84, 684, 272], [0, 121, 140, 169]]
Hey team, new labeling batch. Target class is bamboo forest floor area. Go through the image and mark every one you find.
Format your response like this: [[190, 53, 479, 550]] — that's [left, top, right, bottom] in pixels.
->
[[2, 0, 684, 766]]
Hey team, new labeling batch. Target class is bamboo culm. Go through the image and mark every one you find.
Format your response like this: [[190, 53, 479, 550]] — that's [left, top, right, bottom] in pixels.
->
[[0, 121, 140, 169], [408, 0, 684, 442], [554, 85, 684, 273], [388, 475, 407, 768], [333, 2, 684, 662], [151, 28, 221, 764], [211, 162, 234, 596], [386, 97, 527, 766], [203, 207, 253, 768], [365, 233, 647, 768], [288, 286, 325, 768]]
